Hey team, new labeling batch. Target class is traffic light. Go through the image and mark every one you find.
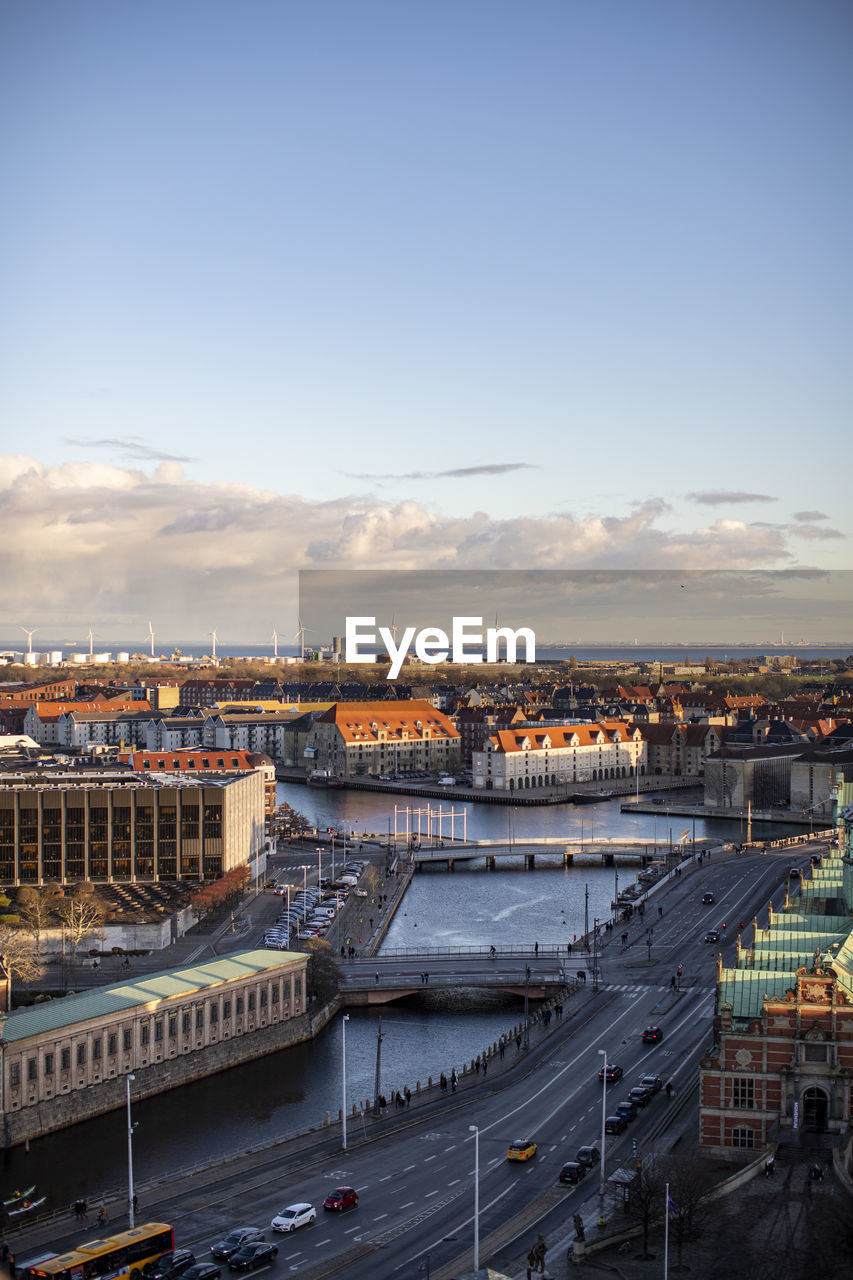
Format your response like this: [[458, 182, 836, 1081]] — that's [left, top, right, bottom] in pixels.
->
[[677, 964, 682, 977], [632, 1139, 638, 1157]]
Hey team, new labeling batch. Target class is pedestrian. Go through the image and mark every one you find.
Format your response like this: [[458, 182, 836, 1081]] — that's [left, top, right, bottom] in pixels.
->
[[424, 972, 429, 984], [499, 1039, 505, 1060], [567, 941, 572, 954], [534, 940, 539, 956], [375, 972, 379, 984], [404, 1086, 411, 1107], [665, 1080, 673, 1098], [451, 1070, 458, 1092], [98, 1203, 107, 1226], [516, 1035, 522, 1051], [132, 1193, 138, 1215], [440, 1072, 447, 1092], [475, 1055, 481, 1073], [658, 905, 663, 918], [670, 975, 676, 990], [482, 1058, 488, 1077]]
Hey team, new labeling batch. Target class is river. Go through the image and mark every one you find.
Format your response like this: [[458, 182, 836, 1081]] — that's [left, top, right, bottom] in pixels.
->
[[0, 785, 800, 1211]]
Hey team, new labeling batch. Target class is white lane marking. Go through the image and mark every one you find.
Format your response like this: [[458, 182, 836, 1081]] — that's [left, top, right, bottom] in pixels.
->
[[402, 1180, 518, 1270], [425, 1190, 440, 1198], [373, 1213, 389, 1220], [400, 1202, 415, 1209], [448, 1179, 461, 1186], [403, 1164, 416, 1171], [424, 1154, 436, 1161]]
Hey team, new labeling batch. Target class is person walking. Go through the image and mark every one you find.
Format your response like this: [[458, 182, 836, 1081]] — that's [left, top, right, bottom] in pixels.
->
[[404, 1086, 411, 1107], [440, 1072, 448, 1093], [375, 972, 379, 984], [482, 1057, 488, 1077], [98, 1203, 107, 1227]]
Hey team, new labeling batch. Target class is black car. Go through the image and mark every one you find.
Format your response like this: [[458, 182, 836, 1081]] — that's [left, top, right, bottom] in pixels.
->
[[227, 1243, 278, 1274], [704, 930, 720, 943], [642, 1026, 663, 1044], [145, 1253, 196, 1280], [598, 1064, 623, 1083], [576, 1145, 600, 1167], [211, 1230, 265, 1261], [604, 1114, 627, 1135], [183, 1267, 221, 1280], [701, 892, 715, 904], [789, 868, 801, 879], [628, 1086, 652, 1107], [639, 1074, 662, 1095], [558, 1161, 587, 1185]]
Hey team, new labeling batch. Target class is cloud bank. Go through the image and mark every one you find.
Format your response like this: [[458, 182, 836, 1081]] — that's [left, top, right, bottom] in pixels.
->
[[0, 454, 826, 637]]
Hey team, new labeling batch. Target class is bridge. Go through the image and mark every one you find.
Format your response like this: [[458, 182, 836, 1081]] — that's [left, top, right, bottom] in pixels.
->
[[405, 836, 710, 869], [338, 948, 587, 1005]]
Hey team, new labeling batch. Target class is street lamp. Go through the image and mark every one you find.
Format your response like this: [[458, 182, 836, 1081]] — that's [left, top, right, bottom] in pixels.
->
[[317, 846, 323, 886], [598, 1049, 608, 1205], [341, 1013, 350, 1151], [126, 1072, 137, 1227], [469, 1124, 480, 1272], [523, 965, 531, 1050]]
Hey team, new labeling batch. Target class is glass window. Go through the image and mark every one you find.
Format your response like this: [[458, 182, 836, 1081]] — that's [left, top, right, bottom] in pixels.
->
[[248, 993, 256, 1012], [93, 1038, 102, 1061], [141, 1024, 149, 1046], [182, 1013, 191, 1034], [77, 1044, 86, 1066], [168, 1016, 177, 1038], [61, 1048, 71, 1070], [44, 1052, 54, 1075], [123, 1029, 132, 1051], [108, 1034, 117, 1056], [732, 1078, 755, 1109], [27, 1058, 37, 1081], [236, 997, 244, 1015], [223, 1000, 231, 1018], [731, 1127, 755, 1149], [10, 1064, 19, 1086], [196, 1008, 204, 1029]]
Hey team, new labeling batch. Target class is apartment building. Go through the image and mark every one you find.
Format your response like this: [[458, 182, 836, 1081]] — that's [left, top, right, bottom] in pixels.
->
[[473, 720, 645, 790]]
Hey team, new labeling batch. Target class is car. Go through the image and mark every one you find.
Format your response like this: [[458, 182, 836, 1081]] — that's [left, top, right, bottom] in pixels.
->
[[789, 868, 801, 878], [704, 930, 720, 943], [507, 1139, 538, 1161], [323, 1186, 359, 1212], [615, 1099, 637, 1122], [576, 1145, 600, 1167], [270, 1203, 316, 1233], [352, 888, 368, 897], [182, 1266, 221, 1280], [639, 1075, 662, 1095], [598, 1064, 623, 1083], [604, 1114, 627, 1135], [210, 1230, 265, 1261], [145, 1251, 197, 1280], [227, 1243, 278, 1273], [558, 1161, 587, 1185], [701, 892, 715, 904], [642, 1026, 663, 1044], [628, 1086, 652, 1107]]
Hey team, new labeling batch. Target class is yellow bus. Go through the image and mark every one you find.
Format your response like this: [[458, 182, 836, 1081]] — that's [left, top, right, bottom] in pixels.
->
[[24, 1223, 174, 1280]]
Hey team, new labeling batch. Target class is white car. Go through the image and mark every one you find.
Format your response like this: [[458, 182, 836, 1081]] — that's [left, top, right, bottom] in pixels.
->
[[271, 1203, 316, 1232]]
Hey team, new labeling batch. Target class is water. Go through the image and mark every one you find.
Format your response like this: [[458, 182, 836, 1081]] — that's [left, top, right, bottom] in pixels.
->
[[1, 786, 802, 1208]]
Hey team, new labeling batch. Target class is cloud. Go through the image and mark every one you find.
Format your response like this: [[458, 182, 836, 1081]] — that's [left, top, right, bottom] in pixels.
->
[[791, 524, 844, 541], [0, 453, 813, 638], [65, 436, 196, 464], [344, 463, 537, 481], [792, 510, 828, 522], [686, 490, 776, 506]]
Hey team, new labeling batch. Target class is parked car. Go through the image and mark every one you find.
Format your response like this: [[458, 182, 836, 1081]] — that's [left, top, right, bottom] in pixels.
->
[[271, 1203, 316, 1233], [323, 1186, 359, 1211], [145, 1251, 197, 1280], [558, 1161, 587, 1185], [639, 1075, 662, 1095], [615, 1099, 637, 1122], [227, 1243, 278, 1273], [576, 1145, 600, 1167], [598, 1064, 623, 1083], [210, 1230, 265, 1261], [642, 1026, 663, 1044], [628, 1086, 652, 1107], [604, 1114, 627, 1135]]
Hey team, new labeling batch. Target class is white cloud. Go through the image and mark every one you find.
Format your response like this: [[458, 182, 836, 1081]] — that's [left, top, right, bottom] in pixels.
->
[[0, 454, 806, 637]]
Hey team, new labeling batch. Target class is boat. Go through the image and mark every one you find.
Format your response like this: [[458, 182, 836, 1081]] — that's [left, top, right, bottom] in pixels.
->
[[307, 769, 343, 788], [573, 789, 615, 804], [4, 1185, 35, 1206], [6, 1190, 46, 1216]]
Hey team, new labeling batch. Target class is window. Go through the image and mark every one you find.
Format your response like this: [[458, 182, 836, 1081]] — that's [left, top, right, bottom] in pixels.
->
[[61, 1048, 71, 1070], [27, 1058, 38, 1081], [108, 1034, 117, 1056], [154, 1021, 163, 1042], [248, 993, 256, 1012], [731, 1127, 755, 1149], [271, 986, 279, 1004], [732, 1077, 755, 1109], [223, 1000, 231, 1018], [260, 989, 268, 1008], [236, 997, 244, 1015], [93, 1038, 102, 1061], [196, 1008, 204, 1029], [141, 1024, 150, 1046], [10, 1064, 19, 1086], [804, 1043, 828, 1063], [210, 1004, 218, 1025], [168, 1016, 177, 1038], [77, 1044, 86, 1066], [44, 1053, 54, 1075], [123, 1030, 132, 1051], [182, 1013, 191, 1034]]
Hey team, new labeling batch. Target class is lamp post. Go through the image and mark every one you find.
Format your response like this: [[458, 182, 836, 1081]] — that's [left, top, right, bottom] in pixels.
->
[[523, 965, 531, 1050], [469, 1124, 480, 1272], [598, 1049, 608, 1205], [317, 846, 323, 886], [126, 1072, 137, 1227], [301, 864, 308, 896], [341, 1013, 350, 1151]]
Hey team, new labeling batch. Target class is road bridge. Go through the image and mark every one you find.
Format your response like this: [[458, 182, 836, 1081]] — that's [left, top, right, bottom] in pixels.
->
[[406, 836, 712, 869], [339, 949, 580, 1005]]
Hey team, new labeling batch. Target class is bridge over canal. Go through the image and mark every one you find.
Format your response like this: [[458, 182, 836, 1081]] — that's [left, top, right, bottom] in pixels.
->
[[405, 836, 712, 870], [339, 948, 584, 1005]]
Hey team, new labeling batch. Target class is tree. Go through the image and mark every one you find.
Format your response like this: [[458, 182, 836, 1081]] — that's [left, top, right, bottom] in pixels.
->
[[658, 1152, 716, 1268], [57, 882, 106, 961], [16, 882, 61, 956], [0, 924, 46, 983], [303, 937, 341, 1003], [626, 1155, 666, 1258]]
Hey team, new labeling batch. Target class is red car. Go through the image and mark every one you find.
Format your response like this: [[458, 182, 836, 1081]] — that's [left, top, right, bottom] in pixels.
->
[[323, 1186, 358, 1212]]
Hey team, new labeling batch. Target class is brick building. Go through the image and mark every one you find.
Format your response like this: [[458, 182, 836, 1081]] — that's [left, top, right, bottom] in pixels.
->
[[305, 700, 460, 777], [699, 778, 853, 1157]]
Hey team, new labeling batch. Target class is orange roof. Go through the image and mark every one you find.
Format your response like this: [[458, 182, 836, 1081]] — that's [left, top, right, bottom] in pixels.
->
[[485, 720, 639, 753], [317, 700, 459, 743]]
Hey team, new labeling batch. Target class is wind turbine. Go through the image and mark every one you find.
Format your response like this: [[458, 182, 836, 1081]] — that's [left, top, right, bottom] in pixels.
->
[[294, 618, 313, 662], [271, 626, 279, 659], [148, 620, 155, 659], [86, 626, 95, 659], [19, 626, 38, 654], [210, 629, 218, 662]]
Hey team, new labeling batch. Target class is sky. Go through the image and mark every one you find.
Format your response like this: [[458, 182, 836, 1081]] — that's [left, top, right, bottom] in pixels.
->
[[1, 1, 851, 645]]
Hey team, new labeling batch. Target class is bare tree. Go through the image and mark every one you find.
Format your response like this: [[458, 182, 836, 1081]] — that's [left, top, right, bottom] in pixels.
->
[[627, 1155, 666, 1259], [659, 1151, 717, 1268], [16, 883, 61, 957], [57, 882, 105, 961], [303, 937, 341, 1004], [0, 924, 46, 983]]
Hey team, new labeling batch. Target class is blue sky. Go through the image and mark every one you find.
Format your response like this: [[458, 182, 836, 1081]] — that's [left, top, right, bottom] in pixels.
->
[[1, 1, 850, 641]]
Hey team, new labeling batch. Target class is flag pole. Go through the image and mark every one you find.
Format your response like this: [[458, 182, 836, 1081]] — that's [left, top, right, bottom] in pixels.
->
[[663, 1181, 670, 1280]]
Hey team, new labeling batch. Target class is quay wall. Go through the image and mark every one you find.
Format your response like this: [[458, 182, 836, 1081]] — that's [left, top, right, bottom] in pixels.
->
[[1, 999, 340, 1150]]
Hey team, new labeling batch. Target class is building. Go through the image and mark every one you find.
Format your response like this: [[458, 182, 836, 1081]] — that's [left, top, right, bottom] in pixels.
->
[[0, 949, 307, 1147], [0, 768, 265, 887], [122, 748, 277, 818], [473, 720, 645, 791], [305, 700, 460, 777], [638, 722, 722, 778], [699, 778, 853, 1157]]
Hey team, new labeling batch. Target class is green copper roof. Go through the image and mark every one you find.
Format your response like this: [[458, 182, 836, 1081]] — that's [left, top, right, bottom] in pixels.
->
[[0, 949, 304, 1043]]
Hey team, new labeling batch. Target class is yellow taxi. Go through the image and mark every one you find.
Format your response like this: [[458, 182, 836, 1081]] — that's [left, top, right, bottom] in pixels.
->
[[507, 1138, 538, 1162]]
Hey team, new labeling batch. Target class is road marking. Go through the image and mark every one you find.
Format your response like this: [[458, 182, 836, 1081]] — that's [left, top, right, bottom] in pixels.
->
[[403, 1164, 416, 1171], [423, 1154, 436, 1161], [344, 1226, 360, 1234], [448, 1179, 460, 1186], [444, 1144, 456, 1151], [374, 1213, 389, 1220], [425, 1190, 440, 1197], [314, 1238, 331, 1246], [379, 1174, 392, 1181], [400, 1202, 415, 1209]]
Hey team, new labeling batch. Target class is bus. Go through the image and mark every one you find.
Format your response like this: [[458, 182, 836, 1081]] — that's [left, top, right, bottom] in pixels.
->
[[24, 1223, 174, 1280]]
